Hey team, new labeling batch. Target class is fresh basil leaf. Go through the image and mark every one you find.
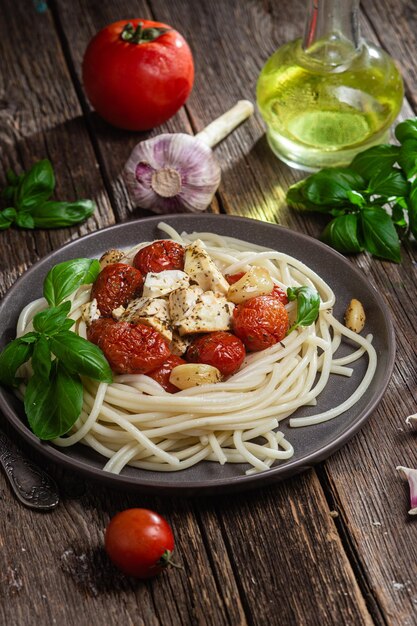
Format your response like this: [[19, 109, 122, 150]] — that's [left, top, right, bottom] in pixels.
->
[[367, 169, 409, 198], [398, 139, 417, 179], [31, 199, 96, 228], [15, 212, 35, 229], [18, 332, 41, 344], [350, 145, 400, 180], [43, 258, 100, 307], [16, 159, 55, 210], [0, 209, 15, 230], [407, 179, 417, 240], [49, 331, 112, 382], [287, 286, 320, 333], [395, 118, 417, 144], [360, 207, 401, 262], [33, 301, 73, 335], [25, 361, 83, 440], [0, 336, 36, 387], [31, 335, 51, 381], [391, 202, 407, 228], [302, 168, 365, 206], [346, 190, 366, 207], [321, 214, 363, 253], [286, 179, 331, 212]]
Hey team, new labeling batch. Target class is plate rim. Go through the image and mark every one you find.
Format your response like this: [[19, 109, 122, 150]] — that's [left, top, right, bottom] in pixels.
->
[[0, 214, 396, 495]]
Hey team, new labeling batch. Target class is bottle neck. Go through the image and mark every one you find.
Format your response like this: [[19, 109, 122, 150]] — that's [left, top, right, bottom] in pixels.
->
[[302, 0, 361, 67]]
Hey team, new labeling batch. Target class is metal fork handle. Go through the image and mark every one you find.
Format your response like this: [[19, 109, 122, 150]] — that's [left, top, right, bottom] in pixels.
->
[[0, 430, 59, 510]]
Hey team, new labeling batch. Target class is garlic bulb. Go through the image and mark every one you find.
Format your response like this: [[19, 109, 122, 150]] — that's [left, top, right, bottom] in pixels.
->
[[124, 134, 221, 214], [124, 100, 254, 214]]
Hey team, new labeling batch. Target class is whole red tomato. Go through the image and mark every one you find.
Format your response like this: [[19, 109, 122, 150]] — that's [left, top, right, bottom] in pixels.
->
[[232, 295, 289, 352], [105, 508, 176, 579], [186, 331, 246, 376], [87, 318, 170, 374], [147, 354, 186, 393], [91, 263, 143, 317], [133, 240, 185, 274], [82, 19, 194, 130]]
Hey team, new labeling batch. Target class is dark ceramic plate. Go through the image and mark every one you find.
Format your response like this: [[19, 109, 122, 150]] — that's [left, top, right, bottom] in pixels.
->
[[0, 215, 395, 495]]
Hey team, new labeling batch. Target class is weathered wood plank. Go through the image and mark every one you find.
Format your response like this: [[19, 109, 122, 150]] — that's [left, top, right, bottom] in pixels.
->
[[0, 0, 115, 297]]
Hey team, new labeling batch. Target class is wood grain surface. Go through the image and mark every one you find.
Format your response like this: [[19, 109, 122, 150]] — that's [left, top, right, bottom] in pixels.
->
[[0, 1, 416, 625]]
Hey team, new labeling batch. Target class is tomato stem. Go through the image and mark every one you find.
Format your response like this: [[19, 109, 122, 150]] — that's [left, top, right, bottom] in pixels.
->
[[120, 22, 171, 45], [159, 549, 183, 570]]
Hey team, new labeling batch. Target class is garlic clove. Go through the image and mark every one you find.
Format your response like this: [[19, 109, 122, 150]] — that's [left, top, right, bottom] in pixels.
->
[[344, 298, 366, 333], [169, 363, 222, 390], [396, 466, 417, 515], [124, 133, 221, 214], [405, 413, 417, 427], [227, 267, 274, 304]]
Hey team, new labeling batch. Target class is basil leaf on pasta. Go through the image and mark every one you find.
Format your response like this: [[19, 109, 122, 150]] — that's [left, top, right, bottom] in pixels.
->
[[0, 336, 36, 387], [49, 331, 113, 383], [43, 258, 100, 307], [31, 335, 51, 381], [25, 361, 83, 440], [33, 301, 73, 335], [287, 286, 320, 333]]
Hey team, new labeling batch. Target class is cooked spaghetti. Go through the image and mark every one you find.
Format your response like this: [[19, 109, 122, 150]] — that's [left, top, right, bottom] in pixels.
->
[[16, 223, 377, 475]]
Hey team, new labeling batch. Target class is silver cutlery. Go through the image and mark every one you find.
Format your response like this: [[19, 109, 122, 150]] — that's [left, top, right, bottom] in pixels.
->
[[0, 429, 59, 510]]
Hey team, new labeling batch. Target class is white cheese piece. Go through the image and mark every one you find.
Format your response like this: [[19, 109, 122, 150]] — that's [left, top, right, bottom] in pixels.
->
[[170, 332, 193, 356], [143, 270, 190, 298], [120, 297, 172, 342], [112, 305, 126, 320], [184, 240, 229, 295], [169, 285, 204, 323], [176, 291, 235, 336], [81, 299, 101, 326]]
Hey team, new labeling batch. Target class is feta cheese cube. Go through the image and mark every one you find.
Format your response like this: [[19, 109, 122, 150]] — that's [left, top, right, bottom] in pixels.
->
[[184, 240, 229, 295], [176, 291, 235, 336], [142, 270, 190, 298]]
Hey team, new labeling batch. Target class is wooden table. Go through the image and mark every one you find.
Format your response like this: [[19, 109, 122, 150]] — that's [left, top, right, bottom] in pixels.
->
[[1, 1, 416, 624]]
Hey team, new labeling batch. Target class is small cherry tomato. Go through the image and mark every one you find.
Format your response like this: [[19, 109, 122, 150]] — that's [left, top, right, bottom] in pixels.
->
[[133, 240, 185, 274], [147, 354, 186, 393], [225, 272, 246, 285], [105, 508, 176, 579], [87, 318, 170, 374], [271, 284, 289, 305], [82, 19, 194, 130], [232, 295, 289, 352], [186, 331, 246, 376], [91, 263, 143, 317]]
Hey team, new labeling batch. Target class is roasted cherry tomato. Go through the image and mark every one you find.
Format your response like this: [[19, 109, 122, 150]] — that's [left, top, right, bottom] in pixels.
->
[[105, 508, 176, 579], [271, 284, 289, 305], [91, 263, 143, 317], [232, 295, 289, 352], [186, 331, 246, 377], [225, 272, 246, 285], [147, 355, 186, 393], [87, 318, 170, 374], [133, 240, 185, 274], [82, 19, 194, 130]]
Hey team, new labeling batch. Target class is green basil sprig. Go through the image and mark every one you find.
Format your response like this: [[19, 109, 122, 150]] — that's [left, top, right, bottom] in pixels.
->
[[1, 159, 95, 231], [0, 258, 112, 440], [286, 117, 417, 263], [287, 286, 320, 334]]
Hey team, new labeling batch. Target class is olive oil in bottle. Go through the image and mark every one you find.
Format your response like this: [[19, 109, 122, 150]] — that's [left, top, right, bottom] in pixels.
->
[[257, 0, 404, 171]]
